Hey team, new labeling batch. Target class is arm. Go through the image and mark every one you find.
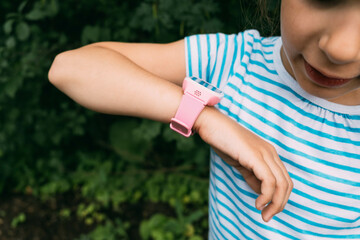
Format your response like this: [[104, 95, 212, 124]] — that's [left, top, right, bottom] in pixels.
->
[[195, 107, 293, 222], [48, 40, 293, 222], [48, 40, 186, 122]]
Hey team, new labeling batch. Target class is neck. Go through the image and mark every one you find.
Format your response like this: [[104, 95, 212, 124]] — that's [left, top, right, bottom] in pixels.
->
[[329, 89, 360, 106]]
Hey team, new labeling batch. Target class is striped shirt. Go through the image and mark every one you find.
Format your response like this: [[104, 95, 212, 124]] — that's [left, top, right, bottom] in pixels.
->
[[185, 30, 360, 239]]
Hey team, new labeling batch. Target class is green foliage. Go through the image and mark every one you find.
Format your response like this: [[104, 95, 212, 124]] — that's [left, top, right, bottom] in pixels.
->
[[0, 0, 280, 239], [140, 200, 206, 240], [11, 212, 26, 228], [76, 219, 130, 240], [59, 208, 71, 219]]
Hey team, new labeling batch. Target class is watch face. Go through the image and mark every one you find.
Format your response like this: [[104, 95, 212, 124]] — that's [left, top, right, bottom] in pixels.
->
[[190, 77, 223, 94]]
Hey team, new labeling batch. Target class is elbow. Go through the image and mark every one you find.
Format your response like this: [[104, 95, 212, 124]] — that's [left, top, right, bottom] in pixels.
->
[[48, 51, 72, 88]]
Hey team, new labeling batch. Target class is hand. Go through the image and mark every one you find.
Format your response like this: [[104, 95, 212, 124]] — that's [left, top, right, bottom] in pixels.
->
[[194, 107, 293, 222]]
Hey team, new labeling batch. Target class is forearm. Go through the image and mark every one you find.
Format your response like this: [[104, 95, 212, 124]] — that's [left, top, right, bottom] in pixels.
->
[[48, 44, 293, 222], [48, 45, 183, 123]]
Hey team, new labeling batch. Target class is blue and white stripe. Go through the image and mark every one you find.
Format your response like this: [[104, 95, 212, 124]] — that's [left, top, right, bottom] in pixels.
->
[[185, 29, 360, 239]]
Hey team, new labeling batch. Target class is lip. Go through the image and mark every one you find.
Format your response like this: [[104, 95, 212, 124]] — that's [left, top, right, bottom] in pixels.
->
[[304, 61, 353, 88]]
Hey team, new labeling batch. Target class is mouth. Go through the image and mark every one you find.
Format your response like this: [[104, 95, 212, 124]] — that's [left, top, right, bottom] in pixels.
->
[[304, 61, 353, 88]]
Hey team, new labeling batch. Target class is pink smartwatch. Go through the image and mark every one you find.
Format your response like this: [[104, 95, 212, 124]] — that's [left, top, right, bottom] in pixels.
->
[[170, 77, 223, 137]]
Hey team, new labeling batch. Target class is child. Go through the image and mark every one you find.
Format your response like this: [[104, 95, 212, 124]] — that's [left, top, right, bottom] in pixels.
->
[[48, 0, 360, 239]]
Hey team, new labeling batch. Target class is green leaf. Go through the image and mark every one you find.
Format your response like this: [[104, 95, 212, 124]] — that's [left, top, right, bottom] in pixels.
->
[[11, 213, 26, 228], [133, 119, 162, 142], [184, 209, 205, 224], [16, 21, 30, 41], [26, 8, 45, 20], [39, 179, 71, 197], [81, 25, 100, 45], [25, 0, 59, 20], [3, 19, 14, 34], [4, 74, 22, 98], [18, 1, 28, 13], [163, 127, 196, 150], [140, 214, 168, 240], [48, 0, 59, 17], [6, 13, 19, 19], [109, 119, 149, 162], [5, 36, 16, 48]]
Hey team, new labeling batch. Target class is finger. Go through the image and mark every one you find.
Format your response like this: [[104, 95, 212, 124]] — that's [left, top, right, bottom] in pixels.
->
[[260, 174, 288, 222], [250, 156, 277, 211], [270, 151, 293, 212], [215, 147, 263, 194], [239, 168, 262, 194], [259, 150, 290, 222]]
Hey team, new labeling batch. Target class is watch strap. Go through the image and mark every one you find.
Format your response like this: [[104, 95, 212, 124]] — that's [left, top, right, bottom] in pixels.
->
[[170, 93, 205, 137]]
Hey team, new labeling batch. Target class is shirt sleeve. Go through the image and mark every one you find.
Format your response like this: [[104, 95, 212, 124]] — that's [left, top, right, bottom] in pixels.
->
[[184, 32, 244, 90]]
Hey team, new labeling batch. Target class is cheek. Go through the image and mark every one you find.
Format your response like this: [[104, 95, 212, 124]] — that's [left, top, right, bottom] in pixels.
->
[[281, 23, 299, 58], [280, 1, 316, 57]]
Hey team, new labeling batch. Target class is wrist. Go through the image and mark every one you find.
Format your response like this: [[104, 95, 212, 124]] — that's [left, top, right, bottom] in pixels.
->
[[192, 106, 218, 135], [169, 77, 223, 137]]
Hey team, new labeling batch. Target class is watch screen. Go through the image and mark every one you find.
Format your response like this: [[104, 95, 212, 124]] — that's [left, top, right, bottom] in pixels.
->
[[190, 77, 223, 94]]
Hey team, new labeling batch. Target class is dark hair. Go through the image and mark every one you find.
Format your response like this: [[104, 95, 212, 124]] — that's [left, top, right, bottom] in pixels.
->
[[259, 0, 281, 35], [239, 0, 281, 36]]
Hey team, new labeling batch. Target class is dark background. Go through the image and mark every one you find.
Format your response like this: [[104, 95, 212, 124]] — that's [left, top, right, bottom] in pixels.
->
[[0, 0, 280, 239]]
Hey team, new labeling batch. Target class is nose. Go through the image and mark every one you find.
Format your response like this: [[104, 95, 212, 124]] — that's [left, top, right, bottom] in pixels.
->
[[318, 13, 360, 65]]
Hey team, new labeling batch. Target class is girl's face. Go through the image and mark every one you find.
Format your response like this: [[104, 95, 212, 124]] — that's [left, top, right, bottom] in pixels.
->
[[280, 0, 360, 105]]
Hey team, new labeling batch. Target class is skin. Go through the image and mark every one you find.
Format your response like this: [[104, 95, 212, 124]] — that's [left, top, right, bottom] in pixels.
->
[[48, 0, 360, 224], [280, 0, 360, 105], [49, 42, 292, 223]]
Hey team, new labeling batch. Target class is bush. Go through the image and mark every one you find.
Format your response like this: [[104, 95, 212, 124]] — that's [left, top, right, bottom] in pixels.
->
[[0, 0, 280, 239]]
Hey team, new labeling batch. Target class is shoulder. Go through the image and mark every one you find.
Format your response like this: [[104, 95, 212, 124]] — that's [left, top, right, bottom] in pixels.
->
[[183, 30, 280, 88], [185, 30, 280, 64], [239, 30, 280, 77], [241, 30, 280, 53]]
